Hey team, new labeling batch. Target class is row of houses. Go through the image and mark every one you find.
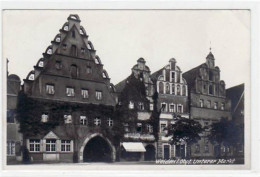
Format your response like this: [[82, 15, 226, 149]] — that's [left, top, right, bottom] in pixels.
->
[[6, 14, 244, 164]]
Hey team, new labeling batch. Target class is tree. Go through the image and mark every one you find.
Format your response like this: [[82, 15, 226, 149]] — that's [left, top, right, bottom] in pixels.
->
[[166, 116, 204, 159], [208, 117, 243, 157]]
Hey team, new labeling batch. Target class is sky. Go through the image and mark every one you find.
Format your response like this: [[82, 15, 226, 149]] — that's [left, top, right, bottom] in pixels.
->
[[3, 10, 250, 88]]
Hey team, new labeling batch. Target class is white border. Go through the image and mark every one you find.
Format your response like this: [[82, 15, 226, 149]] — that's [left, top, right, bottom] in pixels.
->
[[1, 0, 259, 177]]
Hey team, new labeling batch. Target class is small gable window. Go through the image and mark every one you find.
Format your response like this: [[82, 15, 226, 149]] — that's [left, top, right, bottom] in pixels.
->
[[55, 36, 61, 43], [47, 48, 52, 55], [38, 61, 44, 67], [64, 25, 69, 31], [28, 73, 35, 80]]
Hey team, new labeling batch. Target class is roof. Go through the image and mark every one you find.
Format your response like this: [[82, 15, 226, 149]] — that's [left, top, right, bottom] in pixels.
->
[[226, 83, 244, 113], [182, 64, 203, 90]]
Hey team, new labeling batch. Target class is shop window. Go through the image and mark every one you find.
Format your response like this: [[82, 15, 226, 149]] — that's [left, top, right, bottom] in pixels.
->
[[80, 116, 87, 125], [46, 84, 55, 95], [7, 141, 15, 155], [94, 118, 101, 126], [95, 91, 102, 100], [66, 87, 75, 97], [61, 140, 71, 152], [64, 115, 72, 124], [107, 118, 113, 127], [29, 139, 40, 152], [46, 139, 56, 152]]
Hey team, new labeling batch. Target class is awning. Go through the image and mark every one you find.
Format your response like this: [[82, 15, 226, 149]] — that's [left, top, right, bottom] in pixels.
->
[[122, 142, 146, 152]]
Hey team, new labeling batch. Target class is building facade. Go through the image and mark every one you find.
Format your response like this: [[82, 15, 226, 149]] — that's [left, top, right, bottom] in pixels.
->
[[7, 67, 22, 163], [151, 58, 189, 159], [183, 51, 232, 158], [18, 14, 119, 163], [115, 58, 156, 161]]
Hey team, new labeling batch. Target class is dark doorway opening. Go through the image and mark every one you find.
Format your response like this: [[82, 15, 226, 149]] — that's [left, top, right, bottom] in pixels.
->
[[176, 145, 186, 159], [214, 145, 221, 158], [163, 144, 170, 159], [144, 145, 155, 161], [83, 136, 112, 162]]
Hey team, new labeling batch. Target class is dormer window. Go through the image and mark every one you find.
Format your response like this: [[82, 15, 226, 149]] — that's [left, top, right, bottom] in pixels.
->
[[64, 25, 69, 31], [41, 113, 49, 123], [38, 61, 44, 67], [28, 73, 35, 80], [129, 101, 134, 109], [64, 115, 72, 124], [47, 48, 52, 55]]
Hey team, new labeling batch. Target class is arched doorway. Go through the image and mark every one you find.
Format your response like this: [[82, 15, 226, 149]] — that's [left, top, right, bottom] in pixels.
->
[[144, 145, 155, 161], [83, 136, 112, 162]]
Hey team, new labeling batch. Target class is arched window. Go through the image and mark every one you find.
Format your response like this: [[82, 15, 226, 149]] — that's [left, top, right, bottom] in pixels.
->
[[209, 71, 213, 81], [71, 45, 77, 57], [159, 82, 164, 94], [70, 64, 78, 78]]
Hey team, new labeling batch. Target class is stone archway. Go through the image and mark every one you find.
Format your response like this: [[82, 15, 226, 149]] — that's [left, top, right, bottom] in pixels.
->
[[79, 133, 116, 162]]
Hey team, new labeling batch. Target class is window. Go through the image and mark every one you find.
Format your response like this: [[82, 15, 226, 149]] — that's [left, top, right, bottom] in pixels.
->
[[171, 72, 175, 82], [107, 118, 113, 127], [171, 84, 175, 95], [169, 104, 175, 112], [221, 103, 225, 110], [55, 37, 61, 43], [150, 103, 154, 111], [61, 140, 71, 152], [66, 87, 75, 97], [62, 44, 67, 50], [29, 139, 40, 152], [160, 123, 167, 133], [94, 118, 101, 126], [159, 82, 164, 94], [214, 102, 218, 109], [28, 73, 35, 80], [39, 61, 44, 67], [81, 48, 85, 53], [124, 123, 129, 132], [177, 85, 181, 95], [81, 89, 89, 99], [64, 115, 72, 124], [80, 29, 84, 35], [46, 139, 56, 152], [7, 141, 15, 155], [71, 45, 77, 57], [64, 25, 69, 31], [47, 48, 52, 55], [46, 84, 55, 95], [147, 124, 153, 133], [177, 105, 183, 113], [86, 66, 92, 74], [7, 110, 15, 123], [136, 123, 142, 133], [41, 113, 49, 123], [204, 145, 209, 153], [209, 71, 213, 81], [102, 72, 107, 78], [55, 61, 62, 70], [138, 102, 144, 110], [209, 85, 213, 95], [129, 101, 134, 109], [166, 83, 170, 94], [207, 100, 211, 108], [95, 91, 102, 100], [199, 99, 204, 107], [182, 85, 186, 96], [195, 144, 200, 153], [80, 116, 87, 125], [161, 103, 167, 112], [72, 30, 75, 38], [70, 65, 78, 78], [95, 58, 100, 64]]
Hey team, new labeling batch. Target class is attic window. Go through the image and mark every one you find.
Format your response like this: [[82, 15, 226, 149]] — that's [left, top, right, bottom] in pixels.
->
[[28, 73, 35, 80], [55, 37, 61, 42], [38, 61, 44, 67], [64, 25, 69, 31], [47, 48, 52, 55]]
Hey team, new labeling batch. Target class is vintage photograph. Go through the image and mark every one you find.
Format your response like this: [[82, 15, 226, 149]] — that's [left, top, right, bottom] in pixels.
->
[[3, 10, 249, 168]]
